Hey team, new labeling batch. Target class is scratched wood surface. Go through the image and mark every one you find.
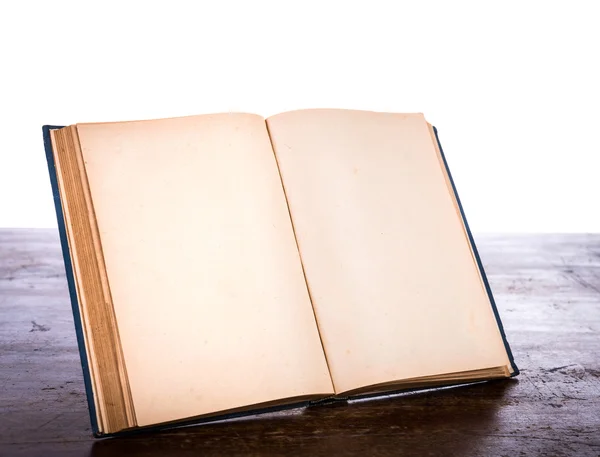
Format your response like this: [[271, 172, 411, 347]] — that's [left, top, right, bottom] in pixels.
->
[[1, 229, 599, 457]]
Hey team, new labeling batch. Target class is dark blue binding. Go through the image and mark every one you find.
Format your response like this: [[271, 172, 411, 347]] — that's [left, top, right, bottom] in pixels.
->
[[42, 125, 101, 436], [432, 126, 519, 376]]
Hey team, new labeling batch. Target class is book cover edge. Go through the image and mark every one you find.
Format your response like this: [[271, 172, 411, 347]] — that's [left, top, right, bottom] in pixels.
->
[[432, 126, 519, 376]]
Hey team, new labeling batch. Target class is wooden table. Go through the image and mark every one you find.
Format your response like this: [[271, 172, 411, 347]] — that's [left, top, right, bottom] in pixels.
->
[[1, 230, 599, 456]]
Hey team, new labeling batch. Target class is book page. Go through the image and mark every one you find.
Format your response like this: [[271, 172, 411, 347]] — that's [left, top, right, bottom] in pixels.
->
[[77, 113, 333, 426], [267, 109, 510, 394]]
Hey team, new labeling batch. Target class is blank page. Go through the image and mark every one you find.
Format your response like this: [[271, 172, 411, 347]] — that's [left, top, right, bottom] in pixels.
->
[[77, 114, 333, 426], [267, 109, 510, 394]]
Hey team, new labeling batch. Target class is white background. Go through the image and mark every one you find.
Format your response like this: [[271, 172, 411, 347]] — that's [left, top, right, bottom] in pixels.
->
[[0, 1, 598, 231]]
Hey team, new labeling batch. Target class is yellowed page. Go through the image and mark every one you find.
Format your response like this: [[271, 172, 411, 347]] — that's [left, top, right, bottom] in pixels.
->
[[77, 113, 333, 426], [267, 109, 510, 394]]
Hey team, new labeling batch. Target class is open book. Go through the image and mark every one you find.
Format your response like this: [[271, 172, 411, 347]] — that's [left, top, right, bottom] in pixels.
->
[[43, 109, 518, 437]]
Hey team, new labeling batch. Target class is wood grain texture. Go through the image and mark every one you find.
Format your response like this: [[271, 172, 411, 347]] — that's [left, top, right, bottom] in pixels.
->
[[1, 229, 599, 457]]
